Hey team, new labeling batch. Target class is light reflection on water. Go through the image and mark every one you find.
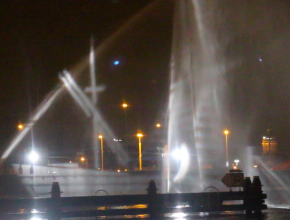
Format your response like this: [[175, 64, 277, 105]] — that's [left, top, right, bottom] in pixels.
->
[[14, 209, 289, 220]]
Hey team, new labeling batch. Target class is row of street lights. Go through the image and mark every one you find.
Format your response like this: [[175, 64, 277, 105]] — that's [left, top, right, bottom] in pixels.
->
[[19, 122, 228, 170], [19, 122, 229, 170], [101, 128, 231, 171], [17, 121, 159, 172], [98, 131, 145, 171]]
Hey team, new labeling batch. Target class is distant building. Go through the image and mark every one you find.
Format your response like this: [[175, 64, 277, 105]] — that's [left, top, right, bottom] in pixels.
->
[[262, 136, 277, 155]]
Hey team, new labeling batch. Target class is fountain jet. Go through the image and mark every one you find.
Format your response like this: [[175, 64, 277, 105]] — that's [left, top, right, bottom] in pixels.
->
[[166, 0, 226, 193]]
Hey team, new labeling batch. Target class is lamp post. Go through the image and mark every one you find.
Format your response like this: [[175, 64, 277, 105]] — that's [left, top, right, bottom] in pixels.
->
[[122, 102, 128, 151], [99, 135, 104, 171], [224, 130, 229, 167], [137, 132, 143, 171]]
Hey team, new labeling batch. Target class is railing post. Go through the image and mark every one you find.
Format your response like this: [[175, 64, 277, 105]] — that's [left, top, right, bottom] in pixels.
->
[[244, 176, 267, 216], [147, 179, 158, 219], [30, 165, 34, 174], [47, 182, 62, 220], [243, 177, 252, 215], [252, 176, 264, 216], [18, 164, 23, 175]]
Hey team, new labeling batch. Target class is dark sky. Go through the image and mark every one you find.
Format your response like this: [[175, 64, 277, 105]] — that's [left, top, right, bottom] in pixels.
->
[[0, 0, 173, 155], [1, 0, 290, 158], [221, 0, 290, 152]]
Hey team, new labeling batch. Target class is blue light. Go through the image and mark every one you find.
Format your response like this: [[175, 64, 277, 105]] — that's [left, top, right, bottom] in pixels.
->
[[114, 60, 120, 65], [259, 58, 262, 62]]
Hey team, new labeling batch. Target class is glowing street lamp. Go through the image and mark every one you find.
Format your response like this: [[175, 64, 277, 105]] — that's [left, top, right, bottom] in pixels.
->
[[122, 103, 128, 108], [137, 132, 143, 170], [28, 151, 39, 164], [99, 135, 104, 171], [224, 130, 229, 167], [234, 159, 240, 166], [18, 123, 24, 130], [80, 157, 85, 162], [156, 123, 161, 128]]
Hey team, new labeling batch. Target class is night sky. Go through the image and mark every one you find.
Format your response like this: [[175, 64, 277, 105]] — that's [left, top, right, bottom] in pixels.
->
[[1, 0, 290, 159], [0, 0, 173, 156]]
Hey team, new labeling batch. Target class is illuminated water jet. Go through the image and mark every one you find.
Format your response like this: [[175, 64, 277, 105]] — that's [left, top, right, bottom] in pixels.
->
[[166, 0, 226, 193], [1, 87, 63, 162]]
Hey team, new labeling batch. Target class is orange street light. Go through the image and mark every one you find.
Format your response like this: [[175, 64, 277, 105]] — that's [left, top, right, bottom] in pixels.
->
[[80, 157, 85, 162], [122, 103, 128, 108], [156, 123, 161, 128], [137, 132, 143, 170], [18, 123, 24, 130], [99, 135, 104, 171]]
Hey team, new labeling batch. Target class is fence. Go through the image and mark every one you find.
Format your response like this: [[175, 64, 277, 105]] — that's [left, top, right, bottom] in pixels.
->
[[0, 176, 267, 219]]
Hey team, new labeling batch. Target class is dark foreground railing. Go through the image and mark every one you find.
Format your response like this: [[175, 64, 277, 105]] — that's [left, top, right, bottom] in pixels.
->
[[0, 175, 267, 220]]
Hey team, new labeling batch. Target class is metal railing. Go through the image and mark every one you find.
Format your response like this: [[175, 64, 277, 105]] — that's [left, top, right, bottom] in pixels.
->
[[0, 176, 267, 219]]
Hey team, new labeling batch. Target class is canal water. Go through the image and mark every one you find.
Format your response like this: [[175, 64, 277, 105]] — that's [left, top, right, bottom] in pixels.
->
[[18, 208, 290, 220]]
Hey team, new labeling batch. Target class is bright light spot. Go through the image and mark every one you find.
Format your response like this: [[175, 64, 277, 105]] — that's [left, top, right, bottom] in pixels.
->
[[170, 212, 187, 218], [263, 136, 266, 139], [99, 135, 103, 139], [199, 212, 209, 216], [28, 151, 39, 164], [98, 168, 100, 170], [254, 165, 258, 168], [69, 161, 72, 163], [137, 133, 143, 138], [259, 58, 263, 62], [233, 166, 237, 169], [122, 103, 128, 108], [114, 60, 120, 65], [113, 138, 121, 141], [80, 157, 85, 161], [176, 204, 190, 209], [117, 169, 120, 172], [156, 123, 161, 128], [173, 143, 190, 182], [226, 161, 229, 167], [18, 124, 24, 130], [234, 159, 240, 166], [173, 147, 188, 160], [31, 218, 41, 220], [124, 169, 127, 171], [173, 148, 182, 160], [224, 130, 229, 135]]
